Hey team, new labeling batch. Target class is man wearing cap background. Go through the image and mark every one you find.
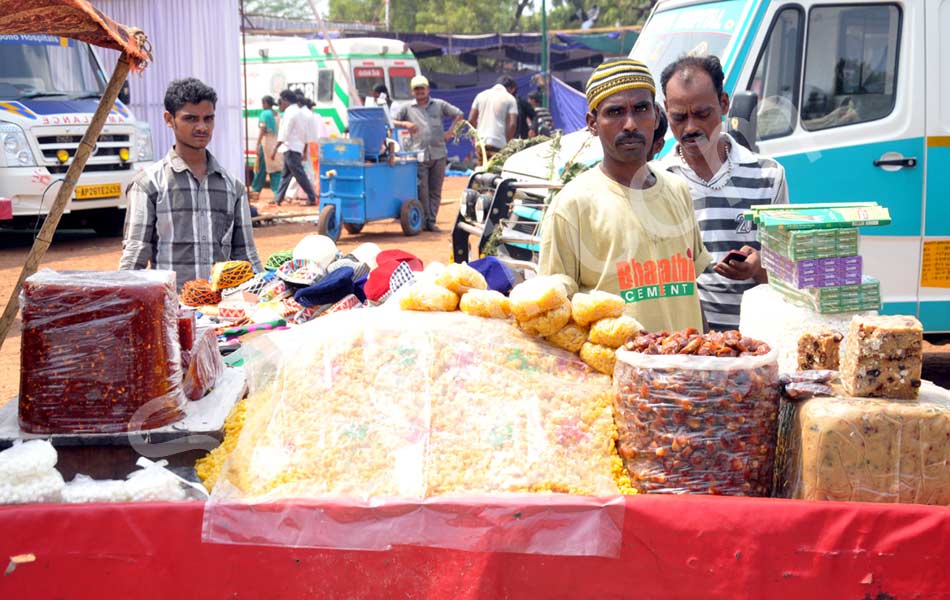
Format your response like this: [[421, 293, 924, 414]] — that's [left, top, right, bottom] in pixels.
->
[[469, 75, 519, 160], [538, 59, 712, 333], [392, 76, 464, 232]]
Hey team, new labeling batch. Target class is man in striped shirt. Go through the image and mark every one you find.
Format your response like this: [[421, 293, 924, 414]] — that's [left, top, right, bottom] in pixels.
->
[[660, 55, 788, 332], [119, 78, 262, 288]]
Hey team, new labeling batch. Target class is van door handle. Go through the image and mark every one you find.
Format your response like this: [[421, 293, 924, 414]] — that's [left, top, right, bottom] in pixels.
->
[[874, 157, 917, 168]]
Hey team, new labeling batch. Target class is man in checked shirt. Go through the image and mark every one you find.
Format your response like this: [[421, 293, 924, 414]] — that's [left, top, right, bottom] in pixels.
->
[[119, 78, 263, 288]]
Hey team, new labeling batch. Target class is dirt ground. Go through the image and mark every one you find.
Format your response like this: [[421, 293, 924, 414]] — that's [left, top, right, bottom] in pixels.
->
[[0, 174, 947, 404]]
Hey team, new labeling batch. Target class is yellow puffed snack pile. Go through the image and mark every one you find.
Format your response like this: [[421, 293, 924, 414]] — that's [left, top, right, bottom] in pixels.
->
[[435, 262, 488, 296], [580, 342, 617, 375], [459, 289, 511, 319], [509, 276, 568, 321], [546, 321, 589, 353], [195, 399, 247, 491], [399, 283, 460, 312], [518, 301, 572, 337], [588, 315, 643, 349], [571, 290, 624, 327], [207, 310, 621, 501]]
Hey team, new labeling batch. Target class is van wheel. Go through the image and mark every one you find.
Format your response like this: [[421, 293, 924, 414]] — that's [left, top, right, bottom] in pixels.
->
[[343, 222, 364, 234], [92, 208, 127, 237]]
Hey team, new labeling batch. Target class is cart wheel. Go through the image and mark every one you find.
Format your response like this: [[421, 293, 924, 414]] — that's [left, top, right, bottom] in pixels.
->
[[318, 204, 341, 242], [400, 199, 423, 236], [343, 222, 364, 234]]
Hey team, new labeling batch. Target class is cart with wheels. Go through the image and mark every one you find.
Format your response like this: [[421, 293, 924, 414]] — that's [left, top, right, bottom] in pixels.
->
[[316, 107, 422, 242]]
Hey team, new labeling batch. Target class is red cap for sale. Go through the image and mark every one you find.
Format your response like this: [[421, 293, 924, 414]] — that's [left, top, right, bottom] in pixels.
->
[[363, 250, 424, 302]]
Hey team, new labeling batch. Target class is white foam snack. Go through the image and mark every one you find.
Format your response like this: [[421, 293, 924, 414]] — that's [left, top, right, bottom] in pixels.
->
[[0, 440, 58, 482]]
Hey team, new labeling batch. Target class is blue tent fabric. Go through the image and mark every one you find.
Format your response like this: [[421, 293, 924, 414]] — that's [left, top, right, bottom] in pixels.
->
[[549, 76, 588, 134]]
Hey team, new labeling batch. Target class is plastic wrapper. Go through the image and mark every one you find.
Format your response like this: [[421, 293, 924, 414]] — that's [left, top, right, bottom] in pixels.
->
[[546, 322, 589, 353], [0, 471, 65, 504], [780, 381, 950, 504], [182, 327, 226, 401], [19, 270, 186, 434], [517, 301, 571, 337], [579, 342, 616, 375], [570, 291, 624, 327], [459, 289, 511, 319], [613, 333, 780, 496], [203, 310, 625, 556], [125, 458, 189, 502], [63, 474, 130, 503], [399, 283, 459, 312], [740, 283, 875, 373], [0, 440, 57, 482], [509, 276, 568, 321], [435, 262, 487, 295], [588, 315, 643, 349]]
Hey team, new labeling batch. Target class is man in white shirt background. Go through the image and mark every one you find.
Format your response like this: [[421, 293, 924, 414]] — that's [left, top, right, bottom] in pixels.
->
[[270, 88, 317, 206], [469, 75, 518, 162]]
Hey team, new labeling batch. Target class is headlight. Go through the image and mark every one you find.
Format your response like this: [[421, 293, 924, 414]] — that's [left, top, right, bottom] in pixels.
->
[[0, 123, 36, 167], [134, 123, 153, 162]]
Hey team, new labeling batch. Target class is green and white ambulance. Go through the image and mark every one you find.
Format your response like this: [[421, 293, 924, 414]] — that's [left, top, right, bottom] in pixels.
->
[[0, 34, 154, 234], [241, 36, 421, 166]]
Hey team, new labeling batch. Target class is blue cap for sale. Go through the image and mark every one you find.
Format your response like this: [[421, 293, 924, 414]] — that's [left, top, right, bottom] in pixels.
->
[[294, 267, 355, 307], [468, 256, 515, 294]]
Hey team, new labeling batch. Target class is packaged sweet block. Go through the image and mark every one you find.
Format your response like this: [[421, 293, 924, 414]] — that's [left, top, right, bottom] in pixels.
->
[[182, 327, 226, 401], [841, 314, 923, 399], [19, 270, 186, 433], [758, 227, 859, 261], [780, 381, 950, 504], [761, 248, 862, 288], [797, 330, 843, 370], [570, 290, 624, 327], [769, 276, 881, 314]]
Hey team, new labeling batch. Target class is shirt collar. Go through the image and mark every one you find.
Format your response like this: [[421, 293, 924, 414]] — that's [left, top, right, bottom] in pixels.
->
[[166, 146, 223, 177]]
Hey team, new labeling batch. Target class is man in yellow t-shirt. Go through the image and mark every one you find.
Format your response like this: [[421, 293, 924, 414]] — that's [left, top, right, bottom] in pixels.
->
[[538, 59, 712, 333]]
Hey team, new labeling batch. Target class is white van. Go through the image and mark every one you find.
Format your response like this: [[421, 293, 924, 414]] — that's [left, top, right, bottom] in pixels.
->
[[241, 36, 421, 160], [469, 0, 950, 332], [0, 34, 154, 234]]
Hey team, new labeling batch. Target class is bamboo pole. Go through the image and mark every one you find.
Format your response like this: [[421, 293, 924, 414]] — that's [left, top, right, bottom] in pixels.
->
[[0, 52, 134, 350]]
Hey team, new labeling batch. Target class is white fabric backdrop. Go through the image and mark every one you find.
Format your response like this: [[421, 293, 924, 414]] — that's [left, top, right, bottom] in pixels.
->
[[92, 0, 246, 179]]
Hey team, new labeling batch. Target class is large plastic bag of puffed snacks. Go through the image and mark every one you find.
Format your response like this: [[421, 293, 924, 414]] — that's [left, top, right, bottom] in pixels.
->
[[203, 309, 627, 556]]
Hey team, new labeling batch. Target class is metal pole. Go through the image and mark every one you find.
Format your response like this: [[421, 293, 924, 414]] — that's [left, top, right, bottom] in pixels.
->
[[541, 0, 549, 108], [240, 0, 251, 183], [0, 53, 133, 349], [385, 0, 390, 31]]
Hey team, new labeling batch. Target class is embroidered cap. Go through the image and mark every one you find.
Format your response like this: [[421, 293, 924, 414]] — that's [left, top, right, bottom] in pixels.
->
[[586, 59, 656, 112]]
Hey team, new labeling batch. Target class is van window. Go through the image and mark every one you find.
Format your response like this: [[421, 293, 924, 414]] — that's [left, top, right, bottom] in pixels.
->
[[749, 6, 804, 139], [317, 69, 333, 102], [389, 66, 416, 100], [0, 39, 105, 98], [353, 66, 385, 101], [801, 4, 901, 131]]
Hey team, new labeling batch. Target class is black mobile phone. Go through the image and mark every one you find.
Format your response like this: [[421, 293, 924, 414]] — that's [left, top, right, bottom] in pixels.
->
[[723, 250, 748, 264]]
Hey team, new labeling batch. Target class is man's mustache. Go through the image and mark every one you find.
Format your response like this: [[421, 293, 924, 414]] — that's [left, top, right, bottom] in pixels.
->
[[682, 131, 706, 142], [615, 132, 647, 144]]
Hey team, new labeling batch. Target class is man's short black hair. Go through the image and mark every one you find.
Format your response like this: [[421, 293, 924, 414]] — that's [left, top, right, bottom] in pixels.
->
[[654, 105, 668, 144], [660, 55, 725, 97], [164, 78, 217, 115], [305, 98, 314, 109], [279, 89, 297, 104], [497, 75, 517, 90], [527, 90, 542, 104], [261, 95, 275, 108]]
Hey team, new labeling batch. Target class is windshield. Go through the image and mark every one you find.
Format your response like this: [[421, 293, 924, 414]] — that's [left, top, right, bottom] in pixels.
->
[[0, 35, 106, 100], [630, 0, 748, 101]]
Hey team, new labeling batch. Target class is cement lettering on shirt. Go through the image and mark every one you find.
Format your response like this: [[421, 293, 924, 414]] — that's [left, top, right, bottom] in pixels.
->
[[616, 248, 697, 303]]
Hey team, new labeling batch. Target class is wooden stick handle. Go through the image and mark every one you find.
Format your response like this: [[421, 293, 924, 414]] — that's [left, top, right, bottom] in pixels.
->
[[0, 52, 133, 351]]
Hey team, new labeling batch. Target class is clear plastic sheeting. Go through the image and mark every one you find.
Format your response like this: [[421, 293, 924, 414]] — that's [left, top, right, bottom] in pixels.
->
[[203, 310, 625, 556], [780, 381, 950, 504], [18, 269, 186, 433]]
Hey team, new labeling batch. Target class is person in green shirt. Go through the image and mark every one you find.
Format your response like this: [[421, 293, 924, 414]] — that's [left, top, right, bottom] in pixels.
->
[[538, 59, 712, 333], [250, 95, 283, 197]]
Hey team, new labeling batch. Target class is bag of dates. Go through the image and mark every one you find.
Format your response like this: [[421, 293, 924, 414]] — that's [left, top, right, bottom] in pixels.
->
[[613, 329, 780, 496]]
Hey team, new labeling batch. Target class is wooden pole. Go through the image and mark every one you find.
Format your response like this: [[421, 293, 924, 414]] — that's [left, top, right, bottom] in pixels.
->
[[0, 52, 134, 351]]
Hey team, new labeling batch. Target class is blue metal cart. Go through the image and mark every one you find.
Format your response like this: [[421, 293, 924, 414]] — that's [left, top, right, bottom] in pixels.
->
[[316, 107, 423, 242]]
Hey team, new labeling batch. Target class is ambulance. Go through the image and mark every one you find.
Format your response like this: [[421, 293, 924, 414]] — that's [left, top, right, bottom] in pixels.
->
[[0, 34, 154, 234], [241, 36, 421, 164], [478, 0, 950, 331]]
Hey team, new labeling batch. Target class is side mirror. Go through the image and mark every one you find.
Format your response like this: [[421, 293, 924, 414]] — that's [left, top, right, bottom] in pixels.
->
[[118, 81, 131, 105], [726, 91, 758, 152]]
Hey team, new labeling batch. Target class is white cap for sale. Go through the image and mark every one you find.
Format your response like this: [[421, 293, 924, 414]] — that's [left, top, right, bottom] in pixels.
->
[[293, 234, 338, 269]]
